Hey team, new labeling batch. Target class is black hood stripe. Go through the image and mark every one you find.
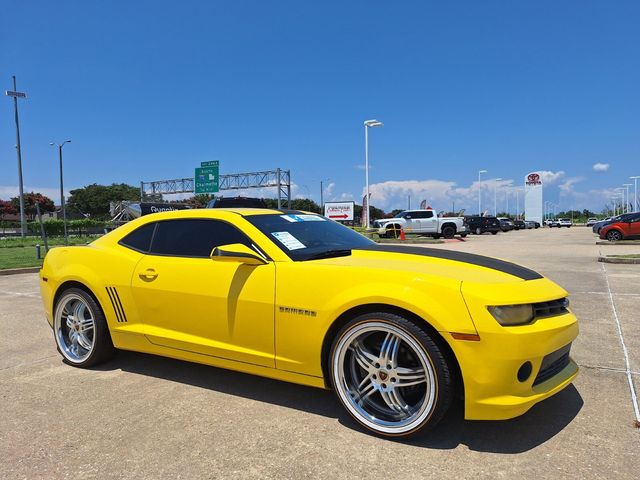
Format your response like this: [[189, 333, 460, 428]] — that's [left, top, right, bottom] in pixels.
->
[[359, 245, 543, 281]]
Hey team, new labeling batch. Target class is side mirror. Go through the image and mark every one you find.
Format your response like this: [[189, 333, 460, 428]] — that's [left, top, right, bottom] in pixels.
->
[[211, 243, 267, 265]]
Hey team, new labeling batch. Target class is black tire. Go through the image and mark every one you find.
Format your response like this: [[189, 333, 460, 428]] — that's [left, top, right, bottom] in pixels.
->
[[53, 287, 115, 368], [442, 225, 456, 239], [491, 231, 498, 235], [475, 227, 482, 235], [329, 312, 453, 438], [606, 230, 622, 242], [460, 234, 467, 238]]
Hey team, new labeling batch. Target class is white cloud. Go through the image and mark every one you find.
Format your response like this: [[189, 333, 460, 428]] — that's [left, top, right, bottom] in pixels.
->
[[592, 163, 610, 172], [0, 186, 70, 202], [559, 177, 585, 194], [538, 171, 565, 185]]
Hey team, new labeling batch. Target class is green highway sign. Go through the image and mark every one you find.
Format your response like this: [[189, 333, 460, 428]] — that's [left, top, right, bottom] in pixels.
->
[[195, 161, 219, 193]]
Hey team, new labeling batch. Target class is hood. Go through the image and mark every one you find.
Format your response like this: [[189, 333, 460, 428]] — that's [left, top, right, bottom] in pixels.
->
[[313, 244, 542, 284]]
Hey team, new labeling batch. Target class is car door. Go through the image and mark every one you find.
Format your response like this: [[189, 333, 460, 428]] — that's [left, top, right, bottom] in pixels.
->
[[130, 218, 276, 367], [419, 210, 438, 233], [629, 214, 640, 237], [402, 212, 421, 232]]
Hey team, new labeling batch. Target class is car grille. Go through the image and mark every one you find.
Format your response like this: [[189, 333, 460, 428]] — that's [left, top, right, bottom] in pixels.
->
[[533, 344, 571, 386], [533, 298, 569, 319]]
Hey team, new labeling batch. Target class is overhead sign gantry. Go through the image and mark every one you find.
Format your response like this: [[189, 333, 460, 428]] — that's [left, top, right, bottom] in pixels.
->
[[140, 168, 292, 208]]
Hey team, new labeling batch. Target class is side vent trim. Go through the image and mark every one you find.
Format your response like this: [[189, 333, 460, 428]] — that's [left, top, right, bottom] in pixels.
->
[[105, 286, 128, 323]]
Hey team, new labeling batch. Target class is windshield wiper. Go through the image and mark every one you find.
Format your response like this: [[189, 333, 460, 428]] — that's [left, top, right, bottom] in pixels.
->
[[304, 249, 352, 261]]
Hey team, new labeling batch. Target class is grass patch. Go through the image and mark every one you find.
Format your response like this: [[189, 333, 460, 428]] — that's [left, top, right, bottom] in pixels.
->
[[607, 254, 640, 259], [0, 247, 43, 269], [0, 236, 99, 248]]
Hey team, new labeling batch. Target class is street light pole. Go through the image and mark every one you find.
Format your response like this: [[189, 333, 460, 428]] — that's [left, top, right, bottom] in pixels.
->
[[493, 178, 502, 216], [50, 140, 71, 245], [630, 176, 640, 212], [320, 178, 330, 211], [623, 184, 632, 213], [478, 169, 487, 215], [5, 76, 28, 237], [363, 119, 383, 228]]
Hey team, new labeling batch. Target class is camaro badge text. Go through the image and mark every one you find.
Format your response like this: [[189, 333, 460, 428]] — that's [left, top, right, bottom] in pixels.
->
[[279, 306, 317, 317]]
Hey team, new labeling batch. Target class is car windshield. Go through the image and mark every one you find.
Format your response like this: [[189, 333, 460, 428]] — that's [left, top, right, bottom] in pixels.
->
[[246, 213, 374, 261], [393, 212, 405, 218]]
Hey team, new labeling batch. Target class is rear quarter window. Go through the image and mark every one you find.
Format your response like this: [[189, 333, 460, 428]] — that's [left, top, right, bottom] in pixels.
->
[[119, 223, 156, 253]]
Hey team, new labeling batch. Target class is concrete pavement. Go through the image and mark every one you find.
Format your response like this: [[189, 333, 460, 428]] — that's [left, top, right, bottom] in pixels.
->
[[0, 227, 638, 479]]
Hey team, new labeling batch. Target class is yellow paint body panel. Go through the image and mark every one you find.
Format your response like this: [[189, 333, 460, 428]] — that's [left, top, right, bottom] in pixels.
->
[[40, 208, 579, 421]]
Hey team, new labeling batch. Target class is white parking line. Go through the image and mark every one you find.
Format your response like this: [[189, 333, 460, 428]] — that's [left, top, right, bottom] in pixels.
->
[[600, 262, 640, 425], [0, 291, 40, 298]]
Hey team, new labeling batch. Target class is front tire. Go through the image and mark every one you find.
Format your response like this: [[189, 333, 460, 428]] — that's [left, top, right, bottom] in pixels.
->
[[53, 287, 115, 368], [475, 227, 482, 235], [606, 230, 622, 242], [329, 312, 453, 438]]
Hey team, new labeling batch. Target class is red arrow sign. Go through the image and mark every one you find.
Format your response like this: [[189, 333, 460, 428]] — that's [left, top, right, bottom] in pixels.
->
[[329, 214, 348, 219]]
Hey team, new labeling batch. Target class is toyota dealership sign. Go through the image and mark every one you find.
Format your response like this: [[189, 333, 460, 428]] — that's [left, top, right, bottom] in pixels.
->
[[324, 201, 354, 221], [524, 171, 543, 224]]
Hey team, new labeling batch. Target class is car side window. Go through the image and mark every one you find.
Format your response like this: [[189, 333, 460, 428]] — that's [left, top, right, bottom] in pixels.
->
[[149, 219, 252, 258], [423, 210, 434, 218], [120, 222, 157, 253]]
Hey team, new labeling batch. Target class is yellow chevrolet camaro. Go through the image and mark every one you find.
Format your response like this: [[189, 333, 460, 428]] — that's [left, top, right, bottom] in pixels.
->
[[40, 208, 578, 438]]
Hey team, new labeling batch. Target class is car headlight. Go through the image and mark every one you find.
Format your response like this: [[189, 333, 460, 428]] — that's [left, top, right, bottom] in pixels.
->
[[488, 304, 534, 326]]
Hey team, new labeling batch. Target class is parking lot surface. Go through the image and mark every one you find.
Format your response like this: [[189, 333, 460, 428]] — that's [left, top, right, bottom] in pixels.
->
[[1, 227, 638, 479]]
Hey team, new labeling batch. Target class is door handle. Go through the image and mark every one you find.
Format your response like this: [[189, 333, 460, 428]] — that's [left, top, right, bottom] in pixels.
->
[[139, 269, 158, 281]]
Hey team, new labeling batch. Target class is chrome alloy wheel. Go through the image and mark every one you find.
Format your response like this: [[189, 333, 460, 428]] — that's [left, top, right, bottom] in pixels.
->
[[54, 293, 96, 363], [332, 322, 437, 435]]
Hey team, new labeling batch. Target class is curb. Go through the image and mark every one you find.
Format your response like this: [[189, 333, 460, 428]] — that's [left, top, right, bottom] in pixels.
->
[[0, 267, 41, 276], [596, 240, 640, 245], [374, 239, 444, 244], [598, 256, 640, 264]]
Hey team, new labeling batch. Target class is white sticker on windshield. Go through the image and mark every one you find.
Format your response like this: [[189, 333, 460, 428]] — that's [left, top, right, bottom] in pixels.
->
[[271, 231, 306, 250], [281, 214, 326, 223]]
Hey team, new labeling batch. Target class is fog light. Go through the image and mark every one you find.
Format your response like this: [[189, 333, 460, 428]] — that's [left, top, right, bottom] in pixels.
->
[[517, 361, 532, 382]]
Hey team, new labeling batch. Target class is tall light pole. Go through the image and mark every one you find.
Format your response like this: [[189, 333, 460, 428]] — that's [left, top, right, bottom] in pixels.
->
[[623, 184, 632, 213], [363, 119, 383, 227], [50, 140, 71, 245], [515, 187, 520, 219], [630, 176, 640, 212], [5, 76, 28, 237], [478, 169, 487, 215], [320, 178, 330, 211], [493, 178, 502, 216]]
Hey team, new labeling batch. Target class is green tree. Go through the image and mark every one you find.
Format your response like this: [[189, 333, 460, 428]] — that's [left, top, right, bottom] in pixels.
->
[[10, 192, 55, 219], [68, 183, 140, 219]]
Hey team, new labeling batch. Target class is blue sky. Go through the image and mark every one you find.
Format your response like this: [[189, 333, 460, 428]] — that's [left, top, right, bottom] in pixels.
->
[[1, 0, 639, 213]]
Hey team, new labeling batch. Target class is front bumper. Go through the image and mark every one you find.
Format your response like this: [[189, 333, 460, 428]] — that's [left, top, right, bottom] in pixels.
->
[[452, 279, 579, 420], [447, 313, 579, 420]]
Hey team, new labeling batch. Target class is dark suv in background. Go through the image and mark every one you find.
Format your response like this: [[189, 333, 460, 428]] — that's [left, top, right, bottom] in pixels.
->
[[464, 216, 501, 235], [207, 197, 268, 209]]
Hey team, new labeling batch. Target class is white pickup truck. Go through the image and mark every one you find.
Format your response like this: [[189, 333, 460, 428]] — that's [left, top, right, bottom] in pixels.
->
[[372, 209, 468, 239]]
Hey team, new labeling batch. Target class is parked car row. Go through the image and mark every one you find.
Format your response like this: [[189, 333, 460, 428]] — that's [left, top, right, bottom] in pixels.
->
[[463, 216, 539, 235], [593, 212, 640, 241]]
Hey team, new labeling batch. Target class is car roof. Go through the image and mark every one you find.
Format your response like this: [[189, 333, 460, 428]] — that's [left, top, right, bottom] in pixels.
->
[[136, 207, 310, 221]]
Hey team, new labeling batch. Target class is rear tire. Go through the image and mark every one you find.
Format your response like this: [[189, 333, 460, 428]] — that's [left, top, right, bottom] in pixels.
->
[[491, 231, 498, 235], [53, 287, 115, 368], [329, 312, 453, 438], [442, 225, 456, 239]]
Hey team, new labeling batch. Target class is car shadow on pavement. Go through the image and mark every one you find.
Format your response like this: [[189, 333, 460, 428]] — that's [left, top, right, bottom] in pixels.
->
[[98, 350, 583, 453]]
